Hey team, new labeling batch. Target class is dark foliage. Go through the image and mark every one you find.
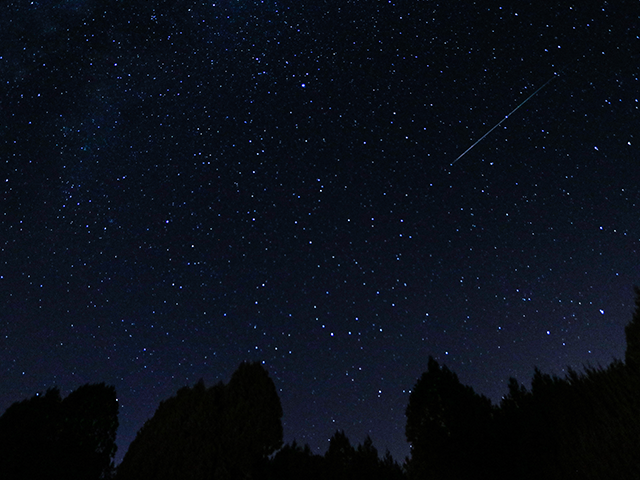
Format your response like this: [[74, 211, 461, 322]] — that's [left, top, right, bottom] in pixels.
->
[[324, 429, 356, 480], [405, 287, 640, 480], [405, 356, 494, 480], [265, 433, 406, 480], [225, 361, 284, 467], [116, 361, 282, 480], [0, 383, 118, 480], [267, 440, 327, 480]]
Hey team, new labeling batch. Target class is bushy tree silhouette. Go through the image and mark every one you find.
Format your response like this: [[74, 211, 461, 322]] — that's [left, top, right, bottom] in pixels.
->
[[116, 379, 224, 480], [0, 383, 118, 480], [223, 360, 284, 476], [116, 361, 282, 480], [61, 383, 119, 479], [405, 356, 494, 479]]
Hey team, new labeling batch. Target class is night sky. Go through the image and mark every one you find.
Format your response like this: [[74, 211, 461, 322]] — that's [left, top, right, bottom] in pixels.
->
[[2, 0, 639, 465]]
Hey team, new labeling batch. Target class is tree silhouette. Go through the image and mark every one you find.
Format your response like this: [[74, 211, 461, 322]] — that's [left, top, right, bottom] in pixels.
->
[[61, 383, 119, 479], [0, 383, 118, 480], [0, 388, 63, 480], [379, 449, 406, 480], [351, 435, 387, 480], [493, 377, 537, 480], [322, 430, 405, 480], [550, 361, 640, 479], [405, 356, 494, 480], [222, 361, 284, 477], [266, 436, 405, 480], [324, 430, 356, 480], [116, 379, 226, 480], [116, 361, 282, 480]]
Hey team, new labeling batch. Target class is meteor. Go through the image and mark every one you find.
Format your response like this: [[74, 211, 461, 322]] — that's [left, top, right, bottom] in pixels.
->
[[451, 70, 563, 166]]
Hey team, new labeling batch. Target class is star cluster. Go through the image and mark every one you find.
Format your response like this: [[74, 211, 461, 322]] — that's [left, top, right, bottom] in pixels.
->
[[1, 0, 639, 464]]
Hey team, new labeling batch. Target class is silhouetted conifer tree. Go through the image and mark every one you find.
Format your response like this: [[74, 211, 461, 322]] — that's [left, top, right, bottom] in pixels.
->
[[380, 449, 406, 480], [353, 435, 380, 480], [324, 430, 356, 480]]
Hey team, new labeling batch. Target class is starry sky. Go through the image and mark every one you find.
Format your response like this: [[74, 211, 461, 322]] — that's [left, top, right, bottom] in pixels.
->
[[2, 0, 639, 465]]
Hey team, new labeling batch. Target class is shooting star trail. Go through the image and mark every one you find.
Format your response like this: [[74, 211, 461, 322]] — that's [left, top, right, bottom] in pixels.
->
[[451, 70, 562, 166]]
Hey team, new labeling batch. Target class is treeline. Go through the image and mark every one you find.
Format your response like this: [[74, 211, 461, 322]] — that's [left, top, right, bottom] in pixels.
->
[[406, 357, 640, 479], [0, 362, 404, 480], [267, 432, 405, 480], [405, 287, 640, 479], [3, 288, 640, 479]]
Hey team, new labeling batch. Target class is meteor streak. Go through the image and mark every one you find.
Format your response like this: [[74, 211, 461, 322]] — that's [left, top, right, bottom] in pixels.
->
[[451, 70, 563, 166]]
